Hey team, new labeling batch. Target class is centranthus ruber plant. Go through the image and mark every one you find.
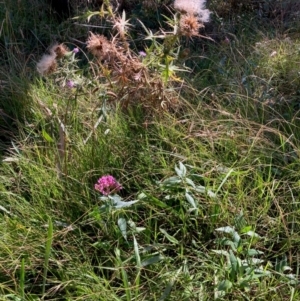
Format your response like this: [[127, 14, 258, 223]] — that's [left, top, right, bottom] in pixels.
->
[[93, 175, 142, 242], [94, 175, 140, 211]]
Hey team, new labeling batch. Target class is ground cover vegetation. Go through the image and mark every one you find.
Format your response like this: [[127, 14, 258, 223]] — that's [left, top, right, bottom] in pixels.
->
[[1, 0, 300, 300]]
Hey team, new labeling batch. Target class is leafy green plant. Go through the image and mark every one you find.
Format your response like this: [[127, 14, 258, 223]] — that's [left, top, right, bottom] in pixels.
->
[[212, 212, 298, 298]]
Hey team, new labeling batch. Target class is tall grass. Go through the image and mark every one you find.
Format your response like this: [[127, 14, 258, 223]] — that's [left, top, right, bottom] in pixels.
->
[[0, 0, 300, 300]]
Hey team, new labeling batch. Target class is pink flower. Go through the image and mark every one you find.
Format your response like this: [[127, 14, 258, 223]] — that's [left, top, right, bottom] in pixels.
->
[[139, 51, 146, 57], [66, 80, 75, 88], [73, 47, 79, 54], [95, 175, 122, 195]]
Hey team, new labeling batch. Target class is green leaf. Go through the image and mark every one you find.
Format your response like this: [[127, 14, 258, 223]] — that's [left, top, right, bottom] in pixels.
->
[[161, 176, 182, 186], [215, 226, 240, 246], [247, 249, 264, 256], [185, 177, 195, 188], [108, 195, 139, 209], [42, 129, 54, 143], [240, 226, 252, 234], [147, 195, 168, 209], [133, 235, 141, 267], [212, 249, 230, 257], [215, 226, 235, 234], [245, 230, 261, 239], [118, 217, 127, 240], [217, 279, 232, 292], [175, 162, 187, 178], [141, 255, 163, 267], [194, 185, 217, 198], [185, 192, 197, 208], [229, 250, 238, 274], [128, 219, 146, 233], [275, 256, 288, 273], [160, 228, 179, 244], [159, 281, 173, 301]]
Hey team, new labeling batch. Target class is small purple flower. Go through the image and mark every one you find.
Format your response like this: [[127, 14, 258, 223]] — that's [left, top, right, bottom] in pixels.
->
[[224, 37, 230, 44], [73, 47, 79, 54], [95, 175, 122, 196], [139, 51, 146, 57], [66, 80, 75, 88]]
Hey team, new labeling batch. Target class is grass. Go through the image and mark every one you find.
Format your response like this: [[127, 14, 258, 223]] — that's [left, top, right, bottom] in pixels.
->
[[1, 0, 300, 300]]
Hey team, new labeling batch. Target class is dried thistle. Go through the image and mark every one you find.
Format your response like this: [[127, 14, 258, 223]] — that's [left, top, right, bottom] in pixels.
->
[[174, 0, 211, 23], [112, 11, 131, 41], [51, 43, 69, 59], [36, 52, 57, 75], [179, 13, 204, 37], [86, 32, 116, 61]]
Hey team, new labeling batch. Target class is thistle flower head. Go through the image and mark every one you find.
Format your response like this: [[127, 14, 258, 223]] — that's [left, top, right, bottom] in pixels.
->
[[174, 0, 211, 23], [95, 175, 122, 196], [51, 43, 69, 59], [179, 13, 204, 37], [86, 32, 115, 61]]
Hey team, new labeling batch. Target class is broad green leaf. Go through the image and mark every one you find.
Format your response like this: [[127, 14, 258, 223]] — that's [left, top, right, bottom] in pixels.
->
[[215, 226, 240, 246], [229, 250, 238, 273], [232, 231, 241, 245], [118, 217, 127, 240], [161, 176, 181, 186], [194, 185, 217, 198], [108, 195, 139, 209], [217, 279, 232, 291], [185, 192, 197, 208], [128, 219, 146, 233], [185, 177, 195, 188], [215, 226, 235, 234], [175, 162, 187, 178]]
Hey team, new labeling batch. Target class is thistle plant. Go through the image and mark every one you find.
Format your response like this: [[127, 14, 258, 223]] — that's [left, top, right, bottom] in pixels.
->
[[36, 43, 82, 88], [36, 0, 211, 113]]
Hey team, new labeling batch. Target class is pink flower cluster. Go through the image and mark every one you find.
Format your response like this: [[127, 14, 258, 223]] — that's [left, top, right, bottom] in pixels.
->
[[95, 175, 122, 195]]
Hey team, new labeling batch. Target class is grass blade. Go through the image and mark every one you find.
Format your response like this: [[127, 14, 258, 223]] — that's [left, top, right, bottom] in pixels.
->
[[20, 257, 25, 299], [42, 216, 53, 298]]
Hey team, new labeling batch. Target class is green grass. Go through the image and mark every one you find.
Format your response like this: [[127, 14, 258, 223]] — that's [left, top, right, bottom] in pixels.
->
[[1, 0, 300, 300]]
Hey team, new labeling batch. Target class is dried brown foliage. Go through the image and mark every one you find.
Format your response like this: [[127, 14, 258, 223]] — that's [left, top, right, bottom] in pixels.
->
[[86, 32, 178, 113]]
